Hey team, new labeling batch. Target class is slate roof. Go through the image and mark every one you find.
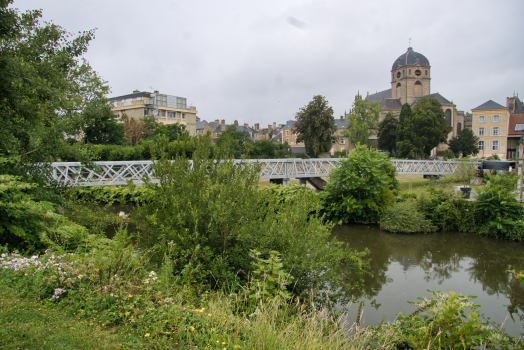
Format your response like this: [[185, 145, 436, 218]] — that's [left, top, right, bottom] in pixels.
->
[[472, 100, 506, 110], [196, 121, 208, 130], [270, 133, 282, 143], [334, 118, 348, 129], [411, 93, 454, 107], [392, 47, 430, 70], [367, 89, 392, 104], [282, 120, 296, 129], [508, 114, 524, 136]]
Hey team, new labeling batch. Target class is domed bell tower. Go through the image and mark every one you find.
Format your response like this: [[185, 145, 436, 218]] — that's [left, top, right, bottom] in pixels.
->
[[391, 47, 431, 105]]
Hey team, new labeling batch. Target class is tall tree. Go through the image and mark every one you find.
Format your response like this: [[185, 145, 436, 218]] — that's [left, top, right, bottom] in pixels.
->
[[122, 115, 154, 146], [448, 128, 479, 157], [344, 99, 382, 148], [293, 95, 337, 158], [82, 99, 125, 145], [216, 125, 251, 158], [378, 112, 399, 155], [396, 103, 411, 147], [397, 98, 451, 158], [0, 0, 108, 164]]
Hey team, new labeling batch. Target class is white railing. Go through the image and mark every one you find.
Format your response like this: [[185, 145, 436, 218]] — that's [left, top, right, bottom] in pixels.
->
[[49, 159, 481, 187]]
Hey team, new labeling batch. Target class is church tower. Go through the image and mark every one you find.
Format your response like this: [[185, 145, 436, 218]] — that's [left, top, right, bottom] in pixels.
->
[[391, 47, 431, 105]]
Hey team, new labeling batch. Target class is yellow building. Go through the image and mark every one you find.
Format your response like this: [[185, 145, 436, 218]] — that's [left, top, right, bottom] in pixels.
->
[[470, 100, 510, 160], [110, 90, 197, 135]]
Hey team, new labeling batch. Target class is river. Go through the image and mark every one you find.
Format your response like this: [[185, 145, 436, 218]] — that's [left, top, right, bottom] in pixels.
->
[[333, 224, 524, 337]]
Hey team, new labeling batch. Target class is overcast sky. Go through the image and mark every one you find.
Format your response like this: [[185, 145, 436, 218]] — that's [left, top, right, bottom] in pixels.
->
[[13, 0, 524, 126]]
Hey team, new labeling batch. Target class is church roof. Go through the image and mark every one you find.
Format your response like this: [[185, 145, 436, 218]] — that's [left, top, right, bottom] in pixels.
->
[[392, 47, 430, 70], [412, 93, 454, 107], [367, 89, 392, 104], [472, 100, 506, 110]]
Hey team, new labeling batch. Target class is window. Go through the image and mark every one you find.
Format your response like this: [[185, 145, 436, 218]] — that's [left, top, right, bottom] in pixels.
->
[[286, 130, 289, 136], [397, 72, 401, 78], [160, 110, 166, 117], [491, 140, 499, 151], [144, 108, 149, 116], [182, 113, 185, 120], [415, 81, 422, 85], [491, 115, 501, 122], [409, 69, 411, 75], [285, 138, 289, 144], [457, 123, 462, 133], [167, 112, 175, 118], [176, 112, 181, 119], [425, 70, 428, 76], [491, 127, 501, 136], [340, 139, 345, 144], [396, 83, 401, 87], [477, 116, 486, 123], [477, 127, 485, 136], [445, 109, 451, 126], [415, 69, 421, 76], [478, 141, 484, 151]]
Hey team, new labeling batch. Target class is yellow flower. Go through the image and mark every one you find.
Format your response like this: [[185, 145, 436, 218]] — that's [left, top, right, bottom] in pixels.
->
[[200, 308, 205, 312], [234, 346, 241, 349], [208, 313, 212, 317], [125, 312, 130, 316], [128, 294, 133, 298], [216, 341, 220, 343], [144, 333, 150, 338], [222, 342, 226, 345]]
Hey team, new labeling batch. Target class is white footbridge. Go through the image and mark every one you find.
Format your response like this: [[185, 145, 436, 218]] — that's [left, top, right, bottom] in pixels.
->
[[49, 159, 481, 187]]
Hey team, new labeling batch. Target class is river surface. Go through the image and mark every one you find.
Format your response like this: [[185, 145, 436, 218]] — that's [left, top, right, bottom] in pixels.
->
[[333, 225, 524, 337]]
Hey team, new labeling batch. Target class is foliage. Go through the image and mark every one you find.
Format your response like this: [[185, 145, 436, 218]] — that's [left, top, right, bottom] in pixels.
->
[[334, 149, 349, 158], [66, 185, 153, 205], [475, 172, 524, 240], [396, 103, 411, 147], [122, 114, 156, 146], [216, 125, 251, 158], [320, 144, 398, 224], [379, 200, 436, 233], [248, 250, 293, 300], [153, 122, 188, 142], [436, 149, 455, 160], [448, 128, 480, 157], [82, 98, 125, 145], [248, 139, 275, 158], [293, 95, 337, 158], [0, 172, 85, 250], [397, 98, 451, 158], [133, 137, 368, 302], [344, 99, 382, 147], [377, 112, 399, 155], [367, 290, 520, 349], [0, 1, 107, 164]]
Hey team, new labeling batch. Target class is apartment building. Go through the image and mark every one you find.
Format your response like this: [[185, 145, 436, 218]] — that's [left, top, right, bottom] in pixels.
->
[[110, 90, 197, 135], [471, 100, 510, 159]]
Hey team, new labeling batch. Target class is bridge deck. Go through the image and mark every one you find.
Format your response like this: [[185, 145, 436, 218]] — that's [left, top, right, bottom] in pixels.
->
[[49, 159, 481, 187]]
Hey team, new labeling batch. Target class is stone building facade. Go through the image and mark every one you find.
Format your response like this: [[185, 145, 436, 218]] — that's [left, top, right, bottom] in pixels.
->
[[470, 100, 510, 160]]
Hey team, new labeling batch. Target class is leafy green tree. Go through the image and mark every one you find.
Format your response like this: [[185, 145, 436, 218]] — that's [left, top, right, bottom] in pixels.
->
[[216, 125, 251, 158], [293, 95, 337, 158], [343, 99, 382, 147], [378, 112, 399, 155], [0, 1, 108, 164], [154, 122, 188, 142], [448, 128, 479, 157], [396, 103, 411, 146], [319, 144, 398, 224], [250, 139, 276, 158], [82, 99, 125, 145], [397, 98, 451, 158]]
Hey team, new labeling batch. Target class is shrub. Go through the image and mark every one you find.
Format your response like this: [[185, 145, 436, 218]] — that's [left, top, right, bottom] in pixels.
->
[[133, 137, 369, 303], [379, 200, 436, 233], [0, 172, 86, 250], [319, 144, 398, 224]]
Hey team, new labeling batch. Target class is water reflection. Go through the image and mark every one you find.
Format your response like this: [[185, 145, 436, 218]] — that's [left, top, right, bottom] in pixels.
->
[[332, 225, 524, 337]]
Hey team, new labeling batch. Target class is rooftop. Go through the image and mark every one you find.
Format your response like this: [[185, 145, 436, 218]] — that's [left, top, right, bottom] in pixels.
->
[[472, 100, 506, 110]]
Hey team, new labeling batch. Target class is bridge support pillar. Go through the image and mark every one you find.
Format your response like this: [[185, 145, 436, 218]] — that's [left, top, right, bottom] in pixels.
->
[[299, 179, 307, 186], [282, 178, 289, 186]]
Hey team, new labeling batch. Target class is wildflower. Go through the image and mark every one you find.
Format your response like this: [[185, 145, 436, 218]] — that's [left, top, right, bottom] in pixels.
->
[[234, 346, 241, 349], [125, 312, 130, 316], [222, 342, 226, 345], [128, 294, 133, 298], [144, 333, 150, 338], [208, 314, 212, 317]]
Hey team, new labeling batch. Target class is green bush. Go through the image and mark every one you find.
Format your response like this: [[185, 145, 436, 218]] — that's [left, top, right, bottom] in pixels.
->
[[437, 149, 455, 159], [66, 185, 153, 205], [133, 137, 368, 303], [379, 200, 436, 233], [319, 144, 398, 224], [0, 172, 85, 250], [334, 149, 349, 158]]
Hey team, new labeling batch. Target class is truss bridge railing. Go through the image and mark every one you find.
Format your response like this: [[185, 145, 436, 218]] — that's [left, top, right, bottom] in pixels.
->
[[49, 159, 481, 187]]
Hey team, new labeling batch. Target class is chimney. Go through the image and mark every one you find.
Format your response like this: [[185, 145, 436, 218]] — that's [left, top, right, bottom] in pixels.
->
[[244, 123, 249, 128], [273, 122, 276, 129], [268, 124, 273, 131], [234, 120, 238, 126], [340, 116, 343, 121], [221, 119, 226, 130], [133, 89, 140, 93], [255, 123, 259, 130], [154, 90, 159, 94], [215, 119, 219, 129]]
